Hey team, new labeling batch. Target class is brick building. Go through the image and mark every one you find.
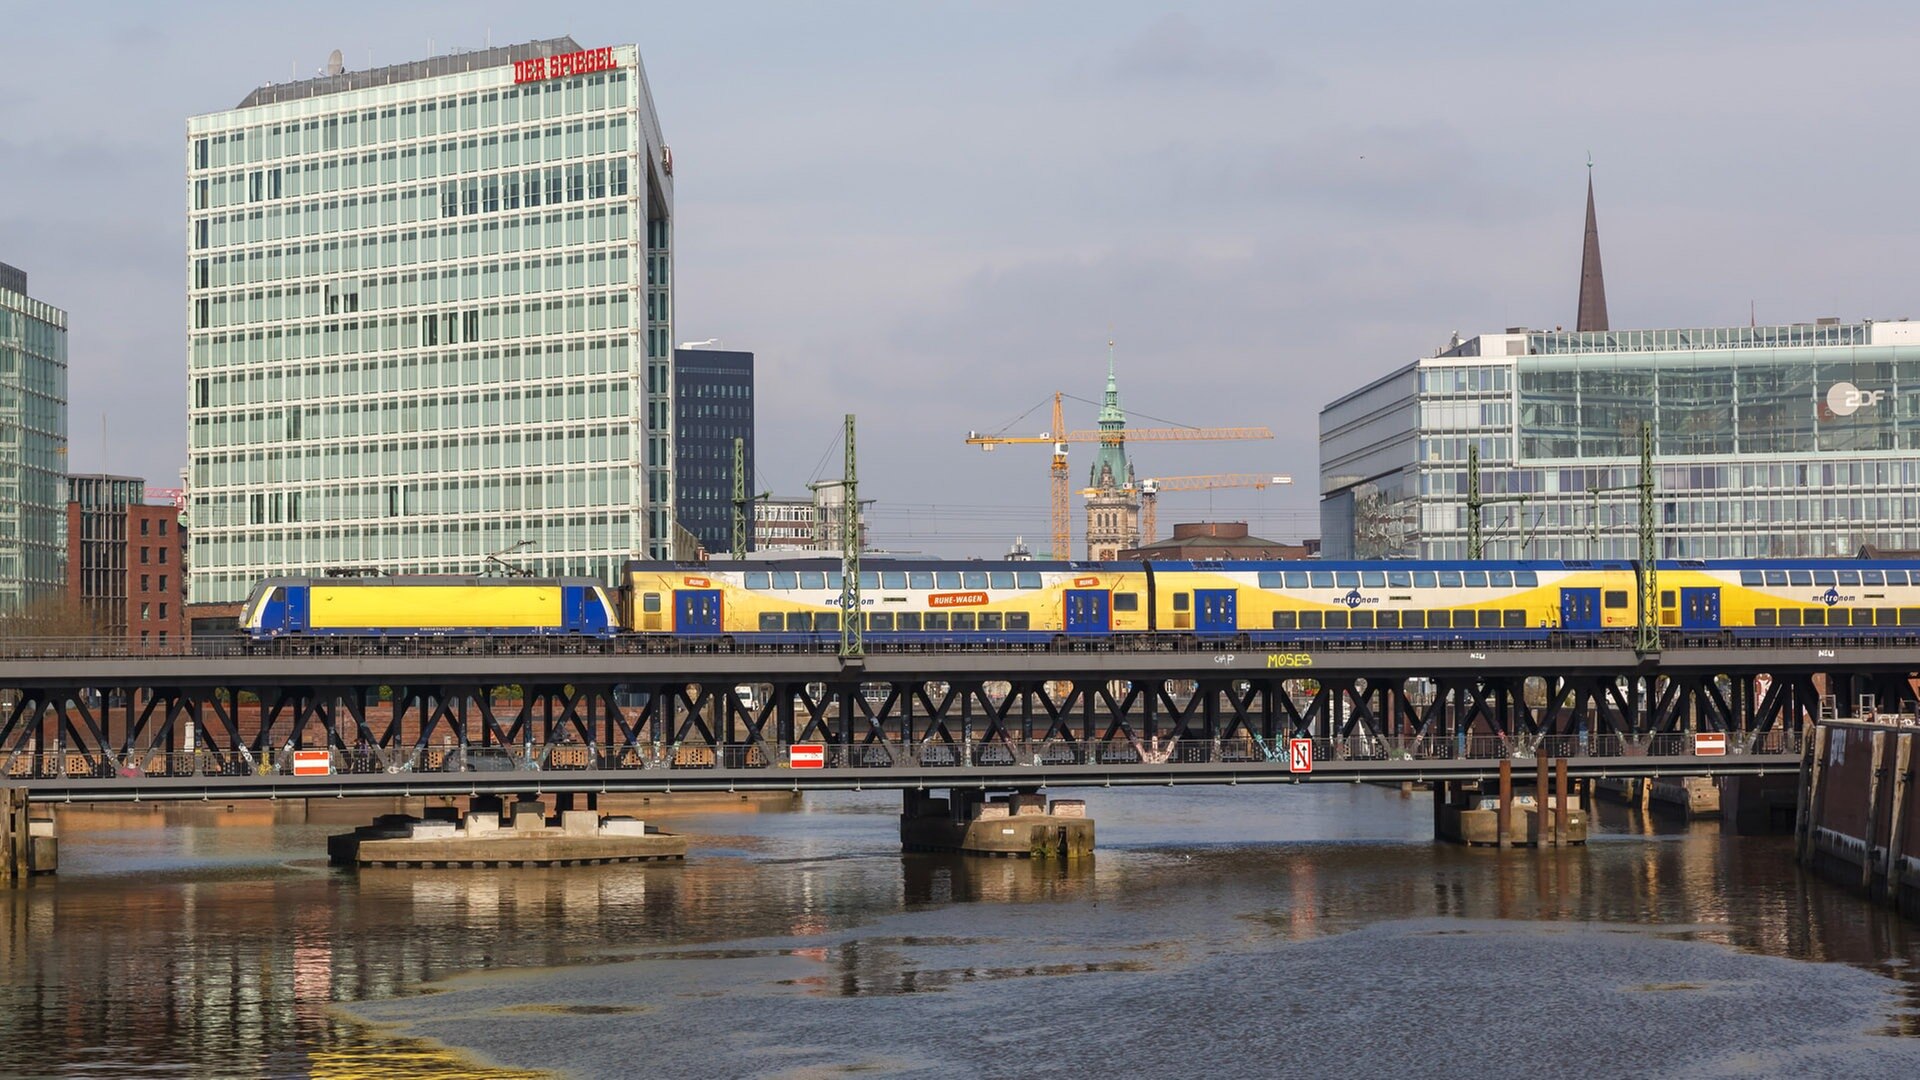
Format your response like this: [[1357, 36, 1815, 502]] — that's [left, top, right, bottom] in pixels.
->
[[66, 475, 185, 651]]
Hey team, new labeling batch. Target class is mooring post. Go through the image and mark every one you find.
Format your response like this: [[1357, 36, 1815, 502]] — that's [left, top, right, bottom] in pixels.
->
[[1794, 723, 1819, 864], [1497, 760, 1512, 848], [1535, 752, 1550, 847], [1801, 724, 1830, 870], [1883, 732, 1913, 905], [0, 789, 25, 885], [1863, 729, 1889, 891], [1555, 757, 1570, 848]]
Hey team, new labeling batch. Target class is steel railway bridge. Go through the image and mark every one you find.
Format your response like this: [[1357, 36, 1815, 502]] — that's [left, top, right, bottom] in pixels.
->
[[0, 637, 1906, 801]]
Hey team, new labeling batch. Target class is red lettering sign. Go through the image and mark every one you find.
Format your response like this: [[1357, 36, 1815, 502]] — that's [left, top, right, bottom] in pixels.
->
[[790, 744, 825, 769], [1074, 576, 1100, 588], [514, 46, 618, 85], [683, 576, 711, 588], [928, 592, 989, 608]]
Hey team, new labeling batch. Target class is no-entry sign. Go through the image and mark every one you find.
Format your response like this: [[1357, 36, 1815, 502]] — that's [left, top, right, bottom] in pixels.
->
[[789, 743, 826, 769], [1288, 738, 1313, 774], [1693, 732, 1727, 757], [292, 750, 332, 776]]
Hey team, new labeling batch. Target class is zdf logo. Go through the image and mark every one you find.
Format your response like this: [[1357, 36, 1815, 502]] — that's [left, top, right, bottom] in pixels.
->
[[1826, 381, 1885, 417]]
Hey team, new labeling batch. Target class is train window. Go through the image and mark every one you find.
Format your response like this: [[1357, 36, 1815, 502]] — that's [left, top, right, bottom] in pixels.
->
[[963, 571, 988, 590], [979, 613, 1004, 631], [1377, 610, 1400, 629], [1388, 570, 1411, 588], [868, 613, 894, 631], [1478, 610, 1501, 629], [860, 572, 880, 589], [786, 612, 810, 631], [1489, 570, 1512, 587], [1335, 572, 1360, 588], [1403, 611, 1426, 629], [1755, 609, 1776, 627], [1503, 610, 1525, 628], [1838, 570, 1860, 586], [1286, 572, 1309, 589], [924, 612, 949, 631], [1438, 571, 1463, 588], [1414, 571, 1437, 588], [1362, 571, 1385, 588], [1299, 611, 1323, 630], [1259, 571, 1284, 588], [909, 571, 935, 590], [1463, 571, 1488, 588], [1789, 571, 1812, 587], [1855, 609, 1877, 626], [1436, 611, 1460, 629], [1172, 593, 1190, 611], [1016, 572, 1042, 589], [936, 572, 962, 589], [989, 572, 1014, 590], [642, 593, 661, 613], [1802, 608, 1824, 627], [1740, 571, 1763, 586], [1779, 609, 1801, 627], [882, 571, 907, 590], [816, 613, 839, 631], [951, 612, 976, 631], [1764, 570, 1787, 586], [1863, 570, 1885, 586], [746, 571, 771, 590], [1904, 608, 1920, 627], [1113, 593, 1139, 611], [1661, 591, 1675, 607], [1350, 610, 1374, 629], [800, 571, 826, 590], [1324, 610, 1349, 629], [773, 571, 799, 590], [1309, 572, 1333, 588], [897, 612, 922, 631], [1604, 591, 1629, 609], [827, 572, 845, 590], [1813, 570, 1836, 586], [759, 613, 783, 631], [1889, 571, 1911, 586], [1008, 612, 1030, 630], [1881, 609, 1899, 626], [1514, 571, 1538, 587], [1272, 611, 1297, 630]]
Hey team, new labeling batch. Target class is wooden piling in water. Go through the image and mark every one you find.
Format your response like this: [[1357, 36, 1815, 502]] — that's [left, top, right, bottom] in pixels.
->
[[1536, 753, 1550, 847], [1885, 733, 1914, 906], [0, 789, 26, 885], [1863, 730, 1888, 891], [1555, 757, 1570, 848], [1497, 760, 1512, 848]]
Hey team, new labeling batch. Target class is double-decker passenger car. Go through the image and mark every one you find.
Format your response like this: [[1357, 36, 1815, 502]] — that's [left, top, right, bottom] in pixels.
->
[[242, 576, 619, 640]]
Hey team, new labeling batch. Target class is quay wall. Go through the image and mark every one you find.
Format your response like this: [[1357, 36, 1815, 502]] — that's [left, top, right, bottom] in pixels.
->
[[1798, 720, 1920, 918]]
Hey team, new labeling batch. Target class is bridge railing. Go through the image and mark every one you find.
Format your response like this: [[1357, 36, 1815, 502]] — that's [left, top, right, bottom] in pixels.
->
[[0, 729, 1800, 782]]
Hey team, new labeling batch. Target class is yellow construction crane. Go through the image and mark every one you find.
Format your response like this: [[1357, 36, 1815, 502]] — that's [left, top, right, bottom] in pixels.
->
[[966, 394, 1275, 559], [1132, 474, 1294, 547]]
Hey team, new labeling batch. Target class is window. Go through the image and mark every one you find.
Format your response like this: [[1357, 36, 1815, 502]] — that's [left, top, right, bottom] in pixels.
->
[[1603, 590, 1629, 609], [158, 519, 168, 536], [158, 603, 168, 619], [989, 572, 1014, 590], [936, 571, 961, 589], [1285, 571, 1309, 589], [1463, 571, 1487, 588], [1258, 571, 1283, 588], [745, 571, 770, 590], [140, 547, 150, 564], [978, 613, 1003, 631], [1402, 611, 1426, 629], [1388, 570, 1411, 588], [1503, 609, 1524, 628], [158, 575, 167, 592], [1765, 570, 1788, 587], [772, 571, 797, 589], [1813, 570, 1836, 586], [897, 612, 921, 631], [141, 575, 150, 591], [1514, 571, 1538, 587], [1888, 571, 1910, 587], [1863, 570, 1885, 586], [1378, 610, 1400, 629], [1016, 572, 1042, 589], [1335, 571, 1359, 588], [1838, 570, 1860, 586], [1741, 571, 1764, 586], [785, 613, 810, 632], [1272, 611, 1297, 630], [158, 548, 168, 564], [1478, 610, 1501, 629], [141, 519, 151, 536], [1413, 571, 1437, 588], [1803, 608, 1825, 627], [1172, 593, 1189, 611], [1789, 571, 1812, 587], [1489, 571, 1512, 587], [760, 613, 783, 631], [1660, 590, 1675, 607], [1350, 610, 1374, 629], [1113, 593, 1139, 611], [1324, 610, 1349, 629], [1779, 609, 1802, 628], [962, 571, 988, 590], [909, 571, 935, 590], [1007, 612, 1030, 630], [1438, 571, 1462, 588], [924, 612, 949, 631], [868, 613, 894, 631], [881, 571, 907, 590], [1309, 572, 1333, 589], [1755, 609, 1777, 627], [1362, 571, 1385, 588], [815, 613, 839, 631], [1299, 611, 1323, 630], [141, 603, 151, 621], [642, 593, 661, 612]]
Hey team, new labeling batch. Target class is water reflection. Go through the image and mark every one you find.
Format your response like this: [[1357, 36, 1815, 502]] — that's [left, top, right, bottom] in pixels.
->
[[0, 787, 1916, 1078]]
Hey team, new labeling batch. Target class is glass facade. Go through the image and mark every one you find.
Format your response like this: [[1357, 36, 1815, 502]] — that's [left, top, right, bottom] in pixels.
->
[[185, 40, 673, 604], [671, 348, 753, 555], [0, 268, 69, 612], [1320, 322, 1920, 560]]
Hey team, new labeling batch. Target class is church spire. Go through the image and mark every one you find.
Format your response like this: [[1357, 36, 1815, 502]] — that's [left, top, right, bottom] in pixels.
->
[[1089, 340, 1132, 490], [1576, 157, 1609, 332]]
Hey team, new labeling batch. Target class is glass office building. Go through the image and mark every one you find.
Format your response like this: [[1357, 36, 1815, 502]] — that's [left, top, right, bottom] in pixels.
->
[[186, 39, 673, 604], [1320, 320, 1920, 560], [671, 347, 753, 556], [0, 262, 68, 612]]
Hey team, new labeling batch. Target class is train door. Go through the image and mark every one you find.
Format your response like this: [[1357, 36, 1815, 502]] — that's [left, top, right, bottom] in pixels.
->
[[675, 590, 723, 635], [1559, 588, 1600, 630], [284, 587, 309, 633], [1065, 590, 1111, 634], [1195, 589, 1237, 634], [1680, 587, 1721, 629]]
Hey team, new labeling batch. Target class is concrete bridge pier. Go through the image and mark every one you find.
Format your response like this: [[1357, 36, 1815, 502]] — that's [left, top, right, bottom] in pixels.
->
[[1433, 758, 1587, 847], [901, 788, 1093, 858]]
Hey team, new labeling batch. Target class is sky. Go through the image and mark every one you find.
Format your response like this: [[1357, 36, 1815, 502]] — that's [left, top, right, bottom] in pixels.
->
[[8, 0, 1920, 557]]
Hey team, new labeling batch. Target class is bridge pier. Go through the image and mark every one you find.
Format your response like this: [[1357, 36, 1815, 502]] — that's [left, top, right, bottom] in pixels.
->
[[1434, 757, 1587, 847], [0, 789, 54, 883], [901, 788, 1093, 858]]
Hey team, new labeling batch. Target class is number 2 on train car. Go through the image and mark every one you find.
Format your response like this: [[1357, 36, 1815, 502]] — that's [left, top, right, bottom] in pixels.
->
[[676, 590, 722, 634], [1560, 588, 1600, 630], [1065, 590, 1110, 634]]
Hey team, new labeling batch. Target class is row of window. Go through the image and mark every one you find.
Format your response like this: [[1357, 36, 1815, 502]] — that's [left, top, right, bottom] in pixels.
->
[[1739, 569, 1919, 587], [1756, 608, 1920, 628], [1276, 609, 1530, 631], [1257, 569, 1543, 590], [746, 611, 1039, 633], [743, 570, 1048, 592]]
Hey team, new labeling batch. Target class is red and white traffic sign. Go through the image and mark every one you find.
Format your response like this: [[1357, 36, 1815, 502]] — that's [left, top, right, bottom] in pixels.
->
[[1288, 738, 1314, 774], [292, 750, 333, 776], [1693, 732, 1727, 757], [789, 743, 826, 769]]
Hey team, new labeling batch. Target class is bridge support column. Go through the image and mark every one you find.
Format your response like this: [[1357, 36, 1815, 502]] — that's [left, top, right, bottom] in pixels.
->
[[1497, 760, 1513, 848], [901, 788, 1093, 858], [1, 788, 52, 883]]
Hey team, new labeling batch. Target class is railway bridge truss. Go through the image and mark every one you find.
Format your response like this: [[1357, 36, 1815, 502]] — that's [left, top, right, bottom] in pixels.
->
[[0, 638, 1906, 800]]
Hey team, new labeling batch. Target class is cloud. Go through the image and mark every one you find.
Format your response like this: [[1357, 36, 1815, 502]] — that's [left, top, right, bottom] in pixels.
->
[[1100, 13, 1278, 86]]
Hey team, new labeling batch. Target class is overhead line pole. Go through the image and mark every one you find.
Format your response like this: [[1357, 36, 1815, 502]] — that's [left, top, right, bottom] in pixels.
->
[[840, 414, 863, 662]]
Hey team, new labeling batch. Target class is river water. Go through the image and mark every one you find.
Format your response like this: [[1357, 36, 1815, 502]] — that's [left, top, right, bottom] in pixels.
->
[[4, 786, 1920, 1078]]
